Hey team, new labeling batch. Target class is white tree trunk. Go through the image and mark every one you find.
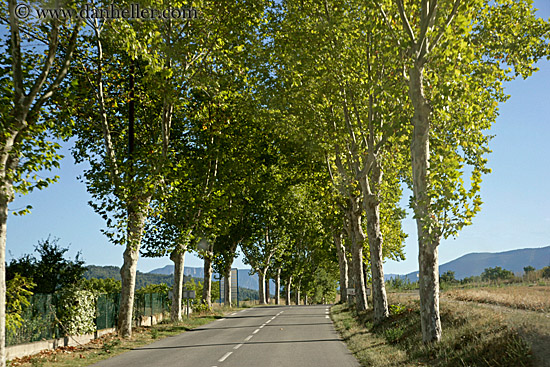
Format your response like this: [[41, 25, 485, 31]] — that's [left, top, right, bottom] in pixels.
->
[[0, 184, 11, 367], [275, 268, 281, 305], [364, 190, 389, 323], [334, 231, 348, 303], [285, 276, 292, 305], [118, 197, 150, 337], [349, 204, 368, 311], [409, 63, 442, 343], [258, 270, 266, 305], [203, 255, 213, 308], [170, 245, 186, 322], [265, 277, 270, 304], [295, 279, 301, 305], [224, 270, 231, 307]]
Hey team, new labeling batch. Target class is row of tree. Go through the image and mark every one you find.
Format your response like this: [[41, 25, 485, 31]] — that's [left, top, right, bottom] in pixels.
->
[[1, 0, 549, 365]]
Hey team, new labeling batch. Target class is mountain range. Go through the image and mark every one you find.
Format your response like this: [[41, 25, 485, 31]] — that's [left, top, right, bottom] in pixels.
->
[[385, 245, 550, 282], [150, 246, 550, 286], [149, 265, 275, 293]]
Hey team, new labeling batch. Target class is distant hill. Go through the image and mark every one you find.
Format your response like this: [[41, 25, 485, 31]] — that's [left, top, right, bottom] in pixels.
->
[[149, 265, 275, 293], [387, 246, 550, 282], [85, 265, 260, 300], [84, 265, 175, 289]]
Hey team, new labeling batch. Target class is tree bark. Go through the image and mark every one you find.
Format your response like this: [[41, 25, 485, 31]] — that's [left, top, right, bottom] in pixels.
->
[[275, 268, 281, 305], [118, 196, 150, 337], [224, 268, 231, 307], [0, 182, 12, 367], [285, 276, 292, 305], [203, 254, 213, 308], [258, 270, 266, 305], [348, 202, 368, 311], [334, 231, 348, 303], [295, 279, 301, 305], [409, 63, 442, 343], [170, 245, 186, 322], [265, 277, 270, 304], [364, 190, 389, 323]]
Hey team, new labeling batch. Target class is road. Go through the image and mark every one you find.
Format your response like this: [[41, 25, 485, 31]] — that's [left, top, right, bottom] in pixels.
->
[[91, 305, 359, 367]]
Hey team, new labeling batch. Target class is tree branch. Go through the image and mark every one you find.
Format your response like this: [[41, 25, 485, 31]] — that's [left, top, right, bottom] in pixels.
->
[[395, 0, 416, 44], [429, 0, 461, 53]]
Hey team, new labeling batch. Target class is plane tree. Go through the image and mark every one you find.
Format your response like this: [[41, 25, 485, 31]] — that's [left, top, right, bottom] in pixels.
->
[[267, 0, 409, 320], [0, 2, 82, 363], [382, 0, 550, 342]]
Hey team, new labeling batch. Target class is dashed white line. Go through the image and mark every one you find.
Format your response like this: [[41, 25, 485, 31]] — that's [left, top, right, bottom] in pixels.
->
[[233, 343, 243, 350], [217, 318, 226, 322], [231, 312, 237, 315], [259, 325, 265, 329], [266, 319, 272, 323], [253, 328, 260, 334], [270, 317, 276, 320], [325, 315, 330, 319], [245, 335, 253, 341], [219, 352, 232, 362]]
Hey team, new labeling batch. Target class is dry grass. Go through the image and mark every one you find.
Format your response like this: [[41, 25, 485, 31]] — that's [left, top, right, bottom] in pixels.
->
[[332, 294, 533, 367], [445, 285, 550, 312]]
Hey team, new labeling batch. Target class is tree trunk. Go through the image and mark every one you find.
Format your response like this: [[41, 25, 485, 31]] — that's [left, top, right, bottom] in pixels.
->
[[334, 231, 348, 303], [118, 197, 150, 338], [203, 255, 213, 308], [285, 276, 292, 305], [224, 268, 232, 307], [258, 270, 266, 305], [0, 183, 11, 367], [295, 279, 301, 305], [409, 63, 442, 343], [364, 189, 388, 323], [275, 268, 281, 305], [170, 245, 186, 322], [265, 277, 270, 304], [349, 203, 368, 311]]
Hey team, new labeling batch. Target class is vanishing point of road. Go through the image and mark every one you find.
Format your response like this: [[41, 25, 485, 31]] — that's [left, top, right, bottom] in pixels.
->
[[91, 305, 359, 367]]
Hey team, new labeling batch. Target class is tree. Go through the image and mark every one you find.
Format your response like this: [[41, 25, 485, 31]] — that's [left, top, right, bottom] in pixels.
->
[[0, 1, 81, 363], [387, 0, 549, 342], [523, 266, 535, 274], [7, 236, 86, 294], [440, 270, 457, 284], [268, 0, 408, 320], [481, 266, 514, 282]]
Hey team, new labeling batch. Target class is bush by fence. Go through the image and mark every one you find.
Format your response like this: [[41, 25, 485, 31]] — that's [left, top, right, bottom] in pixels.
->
[[7, 292, 169, 347]]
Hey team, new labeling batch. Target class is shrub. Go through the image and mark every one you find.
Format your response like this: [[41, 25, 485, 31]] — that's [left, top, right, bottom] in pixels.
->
[[57, 287, 96, 336], [542, 266, 550, 279], [6, 274, 35, 334]]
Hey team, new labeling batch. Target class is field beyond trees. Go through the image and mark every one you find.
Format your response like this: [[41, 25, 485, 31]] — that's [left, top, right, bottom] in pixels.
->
[[332, 284, 550, 367]]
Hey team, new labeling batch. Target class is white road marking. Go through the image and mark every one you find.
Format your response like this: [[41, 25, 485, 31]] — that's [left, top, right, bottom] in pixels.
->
[[219, 352, 232, 362], [259, 325, 265, 329], [245, 335, 253, 341], [266, 319, 271, 323], [217, 318, 226, 322], [233, 343, 243, 350], [325, 315, 330, 319], [270, 317, 276, 320], [231, 312, 237, 315], [253, 328, 260, 334]]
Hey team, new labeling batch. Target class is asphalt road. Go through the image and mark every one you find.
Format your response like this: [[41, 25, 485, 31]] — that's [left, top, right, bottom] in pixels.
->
[[91, 305, 359, 367]]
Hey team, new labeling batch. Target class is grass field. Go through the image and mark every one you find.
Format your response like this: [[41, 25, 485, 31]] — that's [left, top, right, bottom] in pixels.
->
[[445, 285, 550, 312], [332, 292, 542, 367]]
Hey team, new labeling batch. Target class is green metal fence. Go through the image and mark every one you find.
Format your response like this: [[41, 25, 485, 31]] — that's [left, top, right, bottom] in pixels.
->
[[7, 292, 169, 347]]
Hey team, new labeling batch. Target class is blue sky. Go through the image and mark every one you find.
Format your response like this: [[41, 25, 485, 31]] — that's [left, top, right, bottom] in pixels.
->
[[6, 1, 550, 275]]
